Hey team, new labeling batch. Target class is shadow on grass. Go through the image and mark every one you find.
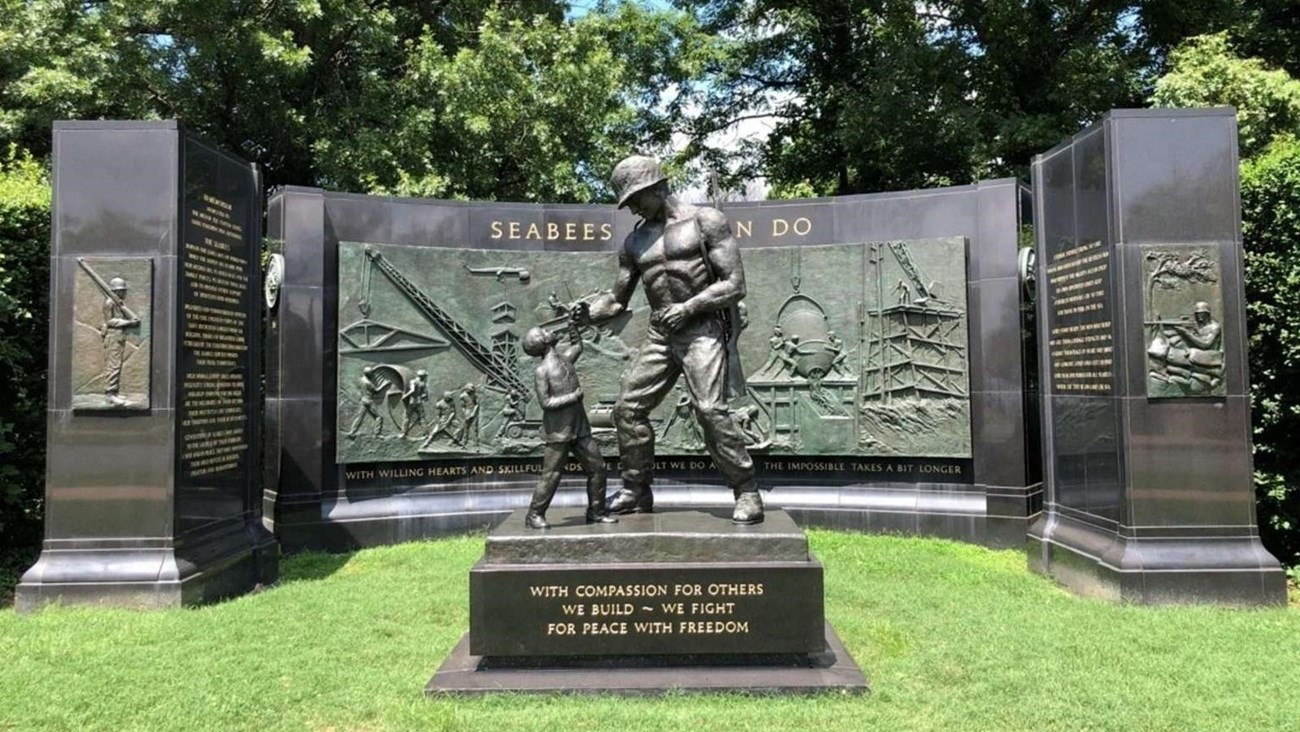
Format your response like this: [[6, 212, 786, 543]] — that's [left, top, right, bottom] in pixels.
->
[[279, 549, 357, 583]]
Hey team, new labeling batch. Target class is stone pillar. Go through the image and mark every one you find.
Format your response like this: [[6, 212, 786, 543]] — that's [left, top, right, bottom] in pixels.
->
[[263, 187, 334, 550], [968, 181, 1043, 548], [17, 121, 277, 610], [1029, 108, 1285, 605]]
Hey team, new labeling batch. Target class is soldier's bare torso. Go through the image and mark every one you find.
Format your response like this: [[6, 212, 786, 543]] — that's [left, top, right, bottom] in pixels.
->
[[625, 203, 710, 312]]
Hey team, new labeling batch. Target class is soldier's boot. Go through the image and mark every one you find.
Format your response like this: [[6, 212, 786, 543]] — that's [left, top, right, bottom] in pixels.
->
[[524, 511, 551, 530], [607, 481, 654, 514], [586, 477, 618, 524], [732, 486, 764, 525], [586, 508, 618, 524]]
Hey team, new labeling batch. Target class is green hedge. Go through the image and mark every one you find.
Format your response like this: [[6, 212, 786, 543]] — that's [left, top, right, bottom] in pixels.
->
[[0, 148, 49, 583], [1241, 136, 1300, 571]]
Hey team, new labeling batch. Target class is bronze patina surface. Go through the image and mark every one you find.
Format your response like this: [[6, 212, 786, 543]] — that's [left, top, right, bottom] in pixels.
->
[[521, 317, 617, 529], [334, 237, 971, 464], [1141, 245, 1225, 398], [586, 158, 761, 522], [71, 256, 152, 411]]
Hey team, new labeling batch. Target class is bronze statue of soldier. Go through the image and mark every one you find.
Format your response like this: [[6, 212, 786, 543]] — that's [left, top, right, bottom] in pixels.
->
[[582, 155, 763, 524]]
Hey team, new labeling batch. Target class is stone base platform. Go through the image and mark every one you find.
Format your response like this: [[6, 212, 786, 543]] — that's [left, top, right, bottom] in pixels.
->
[[427, 623, 869, 696], [431, 508, 867, 695], [469, 509, 824, 657], [482, 506, 811, 564], [1028, 511, 1287, 605], [16, 519, 278, 611]]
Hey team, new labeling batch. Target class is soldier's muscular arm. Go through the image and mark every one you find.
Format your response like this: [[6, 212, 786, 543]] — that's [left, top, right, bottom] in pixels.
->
[[1180, 323, 1221, 350], [661, 207, 746, 331], [586, 249, 638, 323]]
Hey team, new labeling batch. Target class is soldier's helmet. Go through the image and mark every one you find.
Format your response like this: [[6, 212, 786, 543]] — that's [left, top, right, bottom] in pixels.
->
[[416, 369, 427, 378], [108, 277, 128, 292], [362, 365, 375, 375], [611, 155, 669, 209], [463, 383, 476, 393], [522, 326, 552, 357], [1194, 301, 1212, 315], [442, 391, 455, 401]]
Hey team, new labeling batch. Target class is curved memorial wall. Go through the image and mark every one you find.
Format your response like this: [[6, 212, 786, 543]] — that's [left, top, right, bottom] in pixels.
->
[[264, 180, 1040, 552]]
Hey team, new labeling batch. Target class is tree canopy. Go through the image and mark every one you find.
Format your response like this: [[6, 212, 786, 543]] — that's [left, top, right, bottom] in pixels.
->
[[0, 0, 710, 200], [2, 1, 1295, 198], [1153, 32, 1300, 157], [669, 0, 1250, 195]]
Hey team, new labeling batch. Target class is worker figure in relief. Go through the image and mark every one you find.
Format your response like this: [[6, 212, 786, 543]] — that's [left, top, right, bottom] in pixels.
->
[[401, 370, 429, 436], [346, 366, 386, 438]]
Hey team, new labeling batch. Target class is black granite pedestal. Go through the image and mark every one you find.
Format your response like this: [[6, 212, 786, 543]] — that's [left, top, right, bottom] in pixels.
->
[[427, 509, 868, 695], [1028, 109, 1286, 605], [16, 121, 278, 610]]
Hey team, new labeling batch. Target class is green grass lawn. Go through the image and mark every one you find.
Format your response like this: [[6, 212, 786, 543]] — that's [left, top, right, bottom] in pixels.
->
[[1, 531, 1297, 732]]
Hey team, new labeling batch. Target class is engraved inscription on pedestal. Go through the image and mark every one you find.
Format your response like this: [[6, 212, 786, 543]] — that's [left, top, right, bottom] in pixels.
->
[[472, 563, 822, 657], [469, 509, 824, 657], [71, 257, 152, 411], [1141, 245, 1225, 398], [1045, 240, 1115, 394]]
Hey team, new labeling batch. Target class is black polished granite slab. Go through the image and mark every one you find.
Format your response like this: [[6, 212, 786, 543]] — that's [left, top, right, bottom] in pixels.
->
[[427, 623, 868, 696], [469, 510, 824, 658], [483, 508, 810, 564], [1028, 108, 1285, 605], [17, 121, 277, 610], [443, 506, 864, 695], [268, 179, 1038, 554]]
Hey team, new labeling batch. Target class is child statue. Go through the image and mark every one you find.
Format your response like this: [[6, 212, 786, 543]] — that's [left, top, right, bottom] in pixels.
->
[[521, 309, 617, 529]]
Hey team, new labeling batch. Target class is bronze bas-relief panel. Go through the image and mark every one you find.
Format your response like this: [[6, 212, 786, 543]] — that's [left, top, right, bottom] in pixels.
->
[[1140, 245, 1225, 398], [71, 257, 152, 411], [334, 239, 971, 463]]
